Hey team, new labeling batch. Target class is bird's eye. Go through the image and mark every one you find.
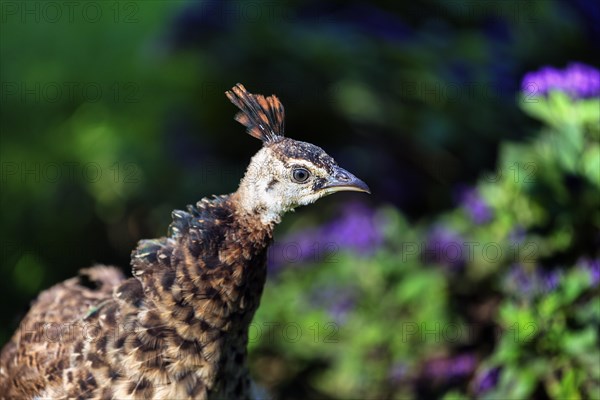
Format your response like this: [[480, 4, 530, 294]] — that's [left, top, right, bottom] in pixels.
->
[[292, 168, 310, 183]]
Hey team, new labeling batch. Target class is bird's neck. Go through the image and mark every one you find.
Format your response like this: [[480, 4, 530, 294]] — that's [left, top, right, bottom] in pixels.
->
[[234, 147, 291, 226], [129, 195, 275, 398]]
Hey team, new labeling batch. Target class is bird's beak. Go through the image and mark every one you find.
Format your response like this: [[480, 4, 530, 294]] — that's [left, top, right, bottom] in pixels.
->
[[320, 166, 371, 194]]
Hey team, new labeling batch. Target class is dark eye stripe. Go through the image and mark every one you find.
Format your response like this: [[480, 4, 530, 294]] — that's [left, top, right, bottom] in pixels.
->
[[312, 178, 327, 191]]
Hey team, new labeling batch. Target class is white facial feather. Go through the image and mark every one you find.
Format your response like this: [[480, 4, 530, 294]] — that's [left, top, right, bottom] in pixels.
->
[[236, 147, 329, 225]]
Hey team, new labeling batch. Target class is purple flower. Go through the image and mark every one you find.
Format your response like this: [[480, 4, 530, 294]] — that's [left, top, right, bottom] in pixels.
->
[[424, 354, 476, 380], [506, 264, 534, 295], [268, 202, 383, 273], [505, 264, 563, 296], [541, 270, 563, 292], [328, 296, 355, 325], [476, 367, 501, 394], [388, 362, 408, 383], [578, 257, 600, 286], [521, 63, 600, 100], [423, 226, 465, 269], [310, 285, 355, 325], [458, 186, 493, 224], [321, 202, 383, 254], [508, 225, 526, 245], [271, 228, 321, 264]]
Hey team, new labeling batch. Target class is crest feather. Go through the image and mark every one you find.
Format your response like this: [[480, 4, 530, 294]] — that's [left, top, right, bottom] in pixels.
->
[[225, 83, 285, 144]]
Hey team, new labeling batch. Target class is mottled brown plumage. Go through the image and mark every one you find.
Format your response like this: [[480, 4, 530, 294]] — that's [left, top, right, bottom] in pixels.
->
[[0, 84, 369, 399]]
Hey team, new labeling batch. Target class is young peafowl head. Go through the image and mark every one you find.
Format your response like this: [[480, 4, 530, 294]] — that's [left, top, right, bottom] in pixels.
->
[[227, 83, 370, 225]]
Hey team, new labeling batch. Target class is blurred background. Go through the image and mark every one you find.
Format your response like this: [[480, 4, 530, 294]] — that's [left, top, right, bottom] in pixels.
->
[[1, 1, 599, 399]]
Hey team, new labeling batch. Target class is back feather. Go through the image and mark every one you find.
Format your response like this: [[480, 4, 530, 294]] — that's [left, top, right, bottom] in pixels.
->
[[225, 83, 285, 144]]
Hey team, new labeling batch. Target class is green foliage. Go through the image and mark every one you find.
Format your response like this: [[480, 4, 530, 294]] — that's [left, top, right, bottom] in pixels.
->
[[250, 78, 600, 398], [1, 1, 598, 398], [489, 266, 599, 400]]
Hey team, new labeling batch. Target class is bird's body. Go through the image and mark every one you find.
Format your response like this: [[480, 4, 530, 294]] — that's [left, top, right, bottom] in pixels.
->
[[0, 84, 369, 399]]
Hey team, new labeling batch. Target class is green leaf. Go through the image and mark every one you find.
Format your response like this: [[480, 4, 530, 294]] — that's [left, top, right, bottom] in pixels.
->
[[550, 368, 582, 400], [442, 391, 470, 400], [562, 328, 597, 357], [576, 98, 600, 126], [547, 91, 576, 126], [520, 95, 554, 124], [582, 144, 600, 188], [499, 365, 538, 399]]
